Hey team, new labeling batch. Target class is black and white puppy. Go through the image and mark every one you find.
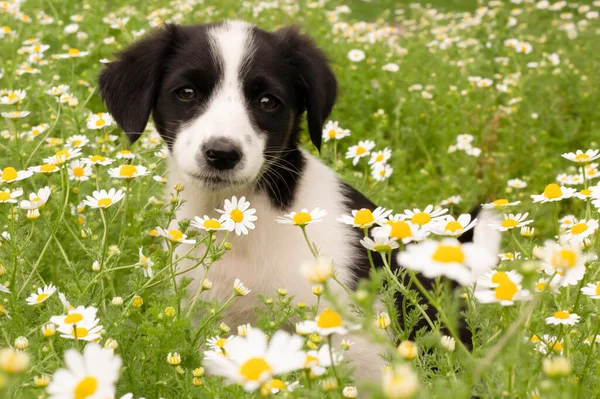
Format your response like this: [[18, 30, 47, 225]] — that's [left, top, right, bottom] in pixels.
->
[[99, 20, 498, 380]]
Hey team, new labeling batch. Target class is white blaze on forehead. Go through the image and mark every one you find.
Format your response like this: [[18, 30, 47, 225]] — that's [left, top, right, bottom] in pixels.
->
[[209, 20, 255, 91]]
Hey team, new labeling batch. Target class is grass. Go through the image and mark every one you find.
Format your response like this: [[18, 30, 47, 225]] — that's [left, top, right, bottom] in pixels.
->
[[0, 0, 599, 398]]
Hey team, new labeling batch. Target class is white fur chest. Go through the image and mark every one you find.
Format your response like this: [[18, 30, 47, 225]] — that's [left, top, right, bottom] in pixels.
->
[[169, 152, 359, 326]]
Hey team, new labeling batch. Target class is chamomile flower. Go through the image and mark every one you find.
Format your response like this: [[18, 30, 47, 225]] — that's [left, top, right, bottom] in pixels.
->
[[507, 178, 527, 188], [29, 163, 61, 174], [373, 215, 428, 244], [137, 247, 154, 278], [116, 150, 135, 160], [369, 148, 392, 166], [360, 235, 399, 253], [563, 219, 599, 241], [474, 271, 531, 306], [296, 309, 355, 336], [400, 205, 448, 229], [482, 199, 521, 210], [191, 215, 226, 232], [0, 166, 33, 183], [66, 134, 90, 148], [43, 147, 82, 165], [19, 187, 51, 210], [531, 183, 576, 203], [304, 344, 342, 376], [345, 140, 375, 165], [67, 160, 92, 181], [83, 189, 125, 209], [562, 149, 600, 164], [347, 49, 365, 62], [581, 282, 600, 299], [26, 284, 57, 305], [83, 154, 114, 166], [489, 213, 533, 231], [206, 336, 231, 354], [28, 123, 50, 138], [300, 257, 334, 283], [337, 207, 392, 228], [0, 188, 23, 203], [47, 343, 121, 399], [322, 121, 350, 142], [382, 364, 419, 399], [108, 164, 149, 179], [398, 238, 497, 285], [155, 227, 196, 244], [537, 239, 590, 287], [276, 208, 327, 227], [46, 85, 70, 96], [233, 279, 251, 296], [87, 113, 114, 129], [2, 110, 30, 119], [50, 305, 103, 341], [203, 328, 305, 392], [546, 311, 581, 326], [371, 163, 393, 181], [153, 175, 167, 183], [431, 214, 477, 236], [0, 285, 10, 294], [217, 196, 257, 235], [0, 89, 26, 104], [575, 188, 593, 200]]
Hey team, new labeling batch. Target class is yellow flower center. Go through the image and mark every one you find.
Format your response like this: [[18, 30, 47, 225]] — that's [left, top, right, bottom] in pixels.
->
[[355, 146, 367, 155], [494, 280, 518, 301], [203, 219, 221, 229], [8, 93, 16, 101], [32, 129, 40, 136], [2, 167, 18, 181], [501, 218, 519, 228], [353, 209, 374, 227], [119, 165, 137, 177], [554, 311, 570, 320], [317, 310, 343, 329], [64, 313, 83, 324], [168, 230, 183, 241], [68, 48, 80, 55], [97, 198, 113, 208], [493, 199, 509, 208], [373, 244, 391, 252], [387, 220, 412, 239], [40, 164, 57, 173], [304, 354, 319, 368], [536, 282, 546, 291], [376, 154, 384, 162], [328, 130, 337, 139], [72, 140, 82, 147], [432, 244, 465, 263], [491, 271, 510, 284], [32, 196, 41, 203], [95, 118, 105, 127], [571, 223, 588, 235], [503, 253, 514, 259], [55, 149, 70, 163], [543, 183, 563, 199], [74, 376, 98, 399], [215, 338, 227, 348], [0, 192, 10, 201], [595, 284, 600, 296], [293, 211, 312, 226], [120, 150, 131, 155], [72, 327, 89, 338], [35, 293, 49, 303], [444, 221, 463, 233], [230, 209, 244, 223], [581, 189, 592, 196], [551, 341, 563, 352], [530, 335, 540, 343], [239, 357, 272, 381], [411, 212, 431, 226], [73, 167, 85, 177], [269, 379, 286, 390], [551, 249, 577, 269], [576, 153, 590, 161]]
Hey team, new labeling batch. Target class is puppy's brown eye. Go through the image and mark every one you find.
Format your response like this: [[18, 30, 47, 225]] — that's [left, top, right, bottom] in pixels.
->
[[176, 87, 195, 101], [259, 95, 280, 111]]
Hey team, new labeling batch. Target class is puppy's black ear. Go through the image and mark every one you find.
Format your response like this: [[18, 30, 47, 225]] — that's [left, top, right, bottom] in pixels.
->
[[276, 26, 337, 152], [99, 24, 180, 143]]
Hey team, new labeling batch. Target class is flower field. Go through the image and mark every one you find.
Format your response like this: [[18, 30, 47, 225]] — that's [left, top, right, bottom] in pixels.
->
[[1, 0, 600, 398]]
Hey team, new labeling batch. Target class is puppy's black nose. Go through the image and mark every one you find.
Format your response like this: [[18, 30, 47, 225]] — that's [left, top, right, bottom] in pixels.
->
[[203, 139, 242, 170]]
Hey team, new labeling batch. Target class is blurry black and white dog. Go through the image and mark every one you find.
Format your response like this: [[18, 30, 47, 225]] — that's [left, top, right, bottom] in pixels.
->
[[99, 20, 499, 380]]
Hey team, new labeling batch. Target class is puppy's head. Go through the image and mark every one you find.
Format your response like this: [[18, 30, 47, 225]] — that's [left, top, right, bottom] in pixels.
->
[[99, 20, 336, 190]]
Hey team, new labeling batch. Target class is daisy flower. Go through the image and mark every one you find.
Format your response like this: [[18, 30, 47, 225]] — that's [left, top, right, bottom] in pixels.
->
[[0, 89, 26, 105], [474, 271, 531, 306], [300, 257, 334, 283], [397, 238, 497, 286], [371, 163, 393, 182], [534, 335, 564, 355], [0, 285, 10, 294], [562, 149, 600, 164], [0, 166, 33, 183], [47, 343, 121, 399], [0, 188, 23, 204], [373, 215, 428, 244], [360, 235, 399, 253], [481, 199, 521, 210], [382, 364, 419, 399], [400, 205, 448, 229], [203, 328, 305, 392], [29, 123, 50, 138], [304, 344, 342, 376], [43, 147, 82, 165], [20, 187, 51, 210], [83, 154, 114, 166], [564, 219, 598, 241], [26, 284, 57, 305], [233, 279, 251, 296], [345, 140, 375, 165], [507, 178, 527, 188], [155, 226, 195, 244], [86, 113, 114, 129], [546, 311, 581, 326], [191, 215, 227, 232], [153, 175, 167, 183], [489, 213, 533, 231], [296, 309, 356, 336], [337, 207, 391, 229], [431, 214, 477, 236], [137, 247, 154, 278], [347, 49, 365, 62], [2, 111, 30, 119], [50, 305, 103, 341], [559, 215, 577, 229], [206, 336, 232, 354], [581, 282, 600, 299], [46, 85, 70, 96], [29, 163, 61, 174], [322, 120, 350, 142], [217, 196, 257, 235], [67, 160, 92, 182], [369, 148, 392, 166], [531, 183, 576, 203], [537, 239, 590, 287], [575, 188, 593, 200], [83, 189, 125, 209], [108, 164, 149, 179], [66, 134, 90, 148]]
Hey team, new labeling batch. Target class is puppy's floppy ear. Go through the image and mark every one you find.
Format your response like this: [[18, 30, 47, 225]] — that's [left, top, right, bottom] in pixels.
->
[[98, 24, 181, 143], [275, 26, 337, 152]]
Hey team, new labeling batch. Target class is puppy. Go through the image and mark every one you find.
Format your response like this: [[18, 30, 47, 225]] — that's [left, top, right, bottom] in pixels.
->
[[99, 20, 498, 380]]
